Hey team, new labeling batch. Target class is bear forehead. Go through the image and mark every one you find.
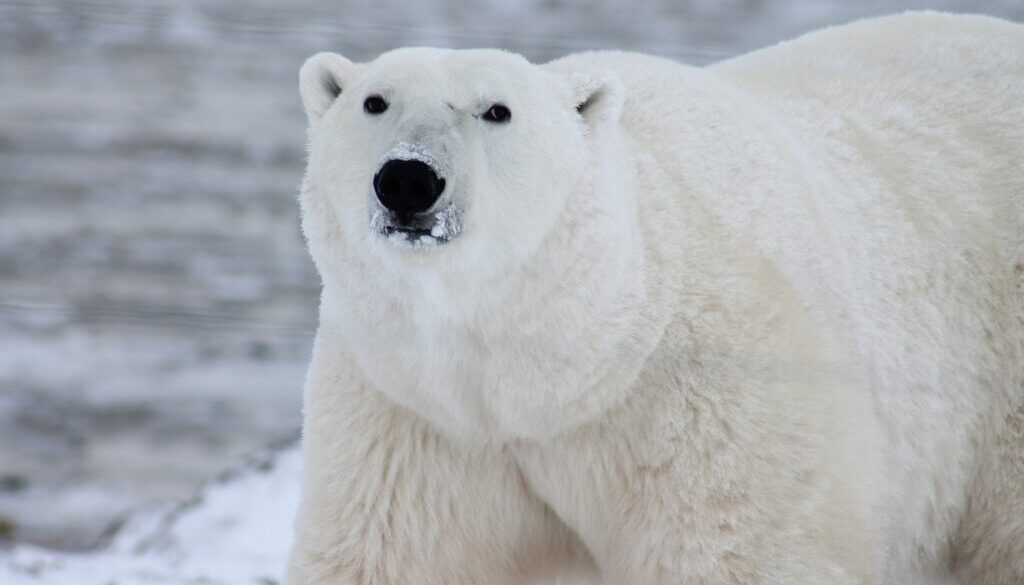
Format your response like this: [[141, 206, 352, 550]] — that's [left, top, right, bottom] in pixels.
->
[[365, 47, 539, 87]]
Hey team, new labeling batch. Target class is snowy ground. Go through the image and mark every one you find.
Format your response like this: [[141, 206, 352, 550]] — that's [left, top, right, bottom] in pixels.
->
[[1, 0, 1021, 582], [0, 444, 301, 585]]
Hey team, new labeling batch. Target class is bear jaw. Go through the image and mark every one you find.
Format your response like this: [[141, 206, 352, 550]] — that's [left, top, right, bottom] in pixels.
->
[[370, 202, 463, 250]]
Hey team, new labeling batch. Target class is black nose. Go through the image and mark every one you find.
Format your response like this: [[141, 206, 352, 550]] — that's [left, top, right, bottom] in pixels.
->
[[373, 159, 446, 214]]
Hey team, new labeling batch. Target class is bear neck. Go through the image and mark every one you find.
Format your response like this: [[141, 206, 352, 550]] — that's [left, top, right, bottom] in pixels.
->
[[312, 162, 670, 443]]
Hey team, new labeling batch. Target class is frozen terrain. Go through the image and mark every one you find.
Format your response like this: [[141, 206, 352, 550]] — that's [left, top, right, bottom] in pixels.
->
[[1, 0, 1021, 581], [0, 444, 301, 584]]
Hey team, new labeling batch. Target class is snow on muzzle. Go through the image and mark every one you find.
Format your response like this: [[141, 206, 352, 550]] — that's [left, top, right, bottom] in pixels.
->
[[370, 145, 463, 249]]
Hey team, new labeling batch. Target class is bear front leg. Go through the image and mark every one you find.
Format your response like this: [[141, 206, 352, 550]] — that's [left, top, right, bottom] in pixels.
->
[[516, 374, 882, 585], [284, 330, 582, 585]]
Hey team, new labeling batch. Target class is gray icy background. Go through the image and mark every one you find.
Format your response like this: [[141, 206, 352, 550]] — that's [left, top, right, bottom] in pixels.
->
[[1, 0, 1021, 552]]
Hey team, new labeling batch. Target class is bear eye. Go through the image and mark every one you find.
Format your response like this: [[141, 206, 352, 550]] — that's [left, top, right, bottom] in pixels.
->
[[364, 95, 388, 115], [482, 104, 511, 123]]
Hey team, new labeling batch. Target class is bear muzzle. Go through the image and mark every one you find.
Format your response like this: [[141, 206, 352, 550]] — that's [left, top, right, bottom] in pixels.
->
[[374, 159, 446, 215], [370, 148, 462, 249]]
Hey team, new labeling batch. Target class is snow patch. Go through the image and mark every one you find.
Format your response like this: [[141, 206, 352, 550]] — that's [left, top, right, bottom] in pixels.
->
[[429, 204, 461, 240], [0, 447, 302, 585]]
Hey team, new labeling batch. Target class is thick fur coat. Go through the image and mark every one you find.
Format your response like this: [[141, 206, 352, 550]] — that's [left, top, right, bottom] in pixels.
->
[[286, 13, 1024, 585]]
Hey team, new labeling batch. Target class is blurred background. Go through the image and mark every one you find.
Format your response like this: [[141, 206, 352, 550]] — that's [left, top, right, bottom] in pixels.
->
[[0, 0, 1021, 580]]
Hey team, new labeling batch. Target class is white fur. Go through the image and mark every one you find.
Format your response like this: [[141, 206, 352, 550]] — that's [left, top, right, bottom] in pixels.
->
[[286, 13, 1024, 585]]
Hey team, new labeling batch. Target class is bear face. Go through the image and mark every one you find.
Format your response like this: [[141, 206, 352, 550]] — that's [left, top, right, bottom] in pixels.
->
[[299, 48, 622, 278], [299, 48, 641, 440]]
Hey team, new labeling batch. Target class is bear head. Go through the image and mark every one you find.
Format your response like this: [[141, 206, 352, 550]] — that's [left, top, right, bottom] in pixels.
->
[[298, 48, 642, 440]]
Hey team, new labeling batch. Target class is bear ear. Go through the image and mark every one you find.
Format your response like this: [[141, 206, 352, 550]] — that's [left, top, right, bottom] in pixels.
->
[[565, 71, 624, 130], [299, 52, 357, 124]]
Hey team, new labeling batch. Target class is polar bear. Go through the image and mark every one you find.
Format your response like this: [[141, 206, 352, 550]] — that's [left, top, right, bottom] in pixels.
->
[[285, 12, 1024, 585]]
